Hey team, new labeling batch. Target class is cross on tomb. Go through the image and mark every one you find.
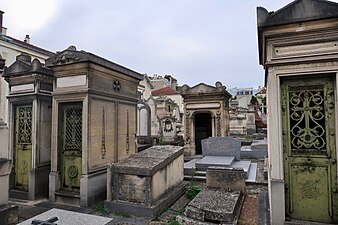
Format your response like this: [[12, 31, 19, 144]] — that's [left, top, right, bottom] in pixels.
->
[[31, 216, 58, 225]]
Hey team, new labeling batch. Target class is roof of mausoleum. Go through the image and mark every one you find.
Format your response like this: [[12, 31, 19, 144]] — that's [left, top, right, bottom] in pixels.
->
[[257, 0, 338, 28], [257, 0, 338, 66], [180, 82, 232, 100], [45, 45, 143, 81], [3, 53, 52, 78]]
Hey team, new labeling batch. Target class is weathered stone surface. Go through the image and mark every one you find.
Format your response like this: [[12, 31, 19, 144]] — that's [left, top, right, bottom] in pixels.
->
[[0, 159, 11, 205], [251, 139, 267, 151], [206, 167, 247, 194], [112, 146, 184, 176], [195, 156, 235, 171], [17, 208, 112, 225], [108, 145, 185, 218], [0, 205, 18, 225], [184, 189, 243, 223], [202, 137, 241, 160]]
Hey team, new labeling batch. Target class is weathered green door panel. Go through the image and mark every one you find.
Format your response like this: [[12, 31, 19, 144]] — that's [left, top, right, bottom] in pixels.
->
[[15, 105, 32, 191], [289, 162, 331, 222], [60, 103, 82, 192], [281, 76, 338, 223]]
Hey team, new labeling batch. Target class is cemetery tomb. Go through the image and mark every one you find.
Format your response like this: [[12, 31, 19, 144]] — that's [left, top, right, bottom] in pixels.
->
[[3, 53, 53, 200], [17, 208, 112, 225], [258, 0, 338, 223], [178, 167, 246, 224], [106, 145, 186, 218], [184, 137, 257, 183], [46, 46, 143, 207], [181, 82, 231, 155]]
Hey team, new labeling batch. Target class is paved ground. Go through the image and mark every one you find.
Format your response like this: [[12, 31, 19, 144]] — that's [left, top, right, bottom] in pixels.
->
[[11, 159, 269, 225]]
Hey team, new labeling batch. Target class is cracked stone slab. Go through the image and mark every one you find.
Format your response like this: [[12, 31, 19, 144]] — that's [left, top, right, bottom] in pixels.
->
[[184, 189, 243, 224]]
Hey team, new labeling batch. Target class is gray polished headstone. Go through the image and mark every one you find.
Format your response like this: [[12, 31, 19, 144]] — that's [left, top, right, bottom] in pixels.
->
[[201, 137, 241, 160]]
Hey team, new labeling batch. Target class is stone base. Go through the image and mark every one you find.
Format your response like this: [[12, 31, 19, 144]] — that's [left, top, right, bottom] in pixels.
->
[[0, 205, 18, 225], [9, 165, 50, 201], [49, 169, 107, 207], [178, 189, 244, 224], [105, 182, 186, 218]]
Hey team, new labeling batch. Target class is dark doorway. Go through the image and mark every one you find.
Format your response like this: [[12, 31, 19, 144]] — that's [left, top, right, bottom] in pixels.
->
[[194, 113, 212, 154]]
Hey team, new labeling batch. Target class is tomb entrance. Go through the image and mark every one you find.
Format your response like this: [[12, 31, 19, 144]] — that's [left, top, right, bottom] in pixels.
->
[[181, 82, 231, 156], [194, 112, 212, 154]]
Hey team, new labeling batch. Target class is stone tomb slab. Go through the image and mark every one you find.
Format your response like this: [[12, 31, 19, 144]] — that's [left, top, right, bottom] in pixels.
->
[[231, 161, 251, 178], [107, 145, 185, 218], [17, 208, 112, 225], [202, 137, 241, 160], [178, 189, 243, 224], [195, 156, 235, 171]]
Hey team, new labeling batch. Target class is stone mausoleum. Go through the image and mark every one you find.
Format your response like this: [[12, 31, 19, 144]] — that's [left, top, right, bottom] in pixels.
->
[[2, 46, 143, 207], [258, 0, 338, 223], [181, 82, 231, 155], [46, 46, 143, 207], [3, 53, 53, 200]]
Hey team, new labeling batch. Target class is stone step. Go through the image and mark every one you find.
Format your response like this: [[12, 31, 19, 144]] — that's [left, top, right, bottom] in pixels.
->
[[54, 191, 80, 206], [195, 156, 236, 171], [184, 162, 258, 183], [231, 161, 251, 178], [9, 189, 29, 200]]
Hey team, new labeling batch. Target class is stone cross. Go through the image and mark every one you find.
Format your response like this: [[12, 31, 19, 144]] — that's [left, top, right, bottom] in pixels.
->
[[31, 217, 58, 225]]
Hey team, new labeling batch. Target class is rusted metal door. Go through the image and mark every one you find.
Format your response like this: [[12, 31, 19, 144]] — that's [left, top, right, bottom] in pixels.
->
[[60, 103, 82, 192], [282, 76, 338, 223], [14, 105, 32, 191]]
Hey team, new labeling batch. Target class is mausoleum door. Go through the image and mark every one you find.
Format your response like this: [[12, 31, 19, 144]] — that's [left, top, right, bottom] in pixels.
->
[[14, 104, 33, 191], [194, 113, 212, 154], [60, 103, 82, 192], [281, 75, 338, 223]]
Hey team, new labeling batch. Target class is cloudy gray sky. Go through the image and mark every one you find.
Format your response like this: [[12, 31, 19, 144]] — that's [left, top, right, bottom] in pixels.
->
[[3, 0, 336, 88]]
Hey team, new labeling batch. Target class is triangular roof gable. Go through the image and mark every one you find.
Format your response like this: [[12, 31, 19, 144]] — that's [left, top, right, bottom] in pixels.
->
[[186, 83, 218, 94], [3, 60, 31, 77], [259, 0, 338, 27]]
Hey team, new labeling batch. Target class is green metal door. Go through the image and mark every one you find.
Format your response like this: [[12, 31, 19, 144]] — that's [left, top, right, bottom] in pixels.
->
[[60, 103, 82, 192], [281, 76, 338, 223], [14, 105, 32, 191]]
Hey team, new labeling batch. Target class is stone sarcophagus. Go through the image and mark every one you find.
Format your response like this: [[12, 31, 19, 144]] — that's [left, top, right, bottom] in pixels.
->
[[106, 145, 185, 217]]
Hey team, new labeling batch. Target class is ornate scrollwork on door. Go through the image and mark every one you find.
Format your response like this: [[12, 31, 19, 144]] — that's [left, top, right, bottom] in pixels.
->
[[288, 87, 327, 153], [64, 106, 82, 152], [18, 105, 32, 145]]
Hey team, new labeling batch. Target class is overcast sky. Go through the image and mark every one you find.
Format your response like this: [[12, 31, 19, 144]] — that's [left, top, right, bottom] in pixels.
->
[[2, 0, 337, 88]]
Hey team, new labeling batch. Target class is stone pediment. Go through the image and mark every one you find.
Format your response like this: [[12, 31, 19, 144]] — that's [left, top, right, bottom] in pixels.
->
[[257, 0, 338, 27], [3, 53, 52, 78], [46, 46, 143, 80], [3, 60, 31, 77], [182, 83, 219, 94]]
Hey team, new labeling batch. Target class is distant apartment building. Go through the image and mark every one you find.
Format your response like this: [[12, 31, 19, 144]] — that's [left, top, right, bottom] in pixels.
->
[[0, 11, 54, 124]]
